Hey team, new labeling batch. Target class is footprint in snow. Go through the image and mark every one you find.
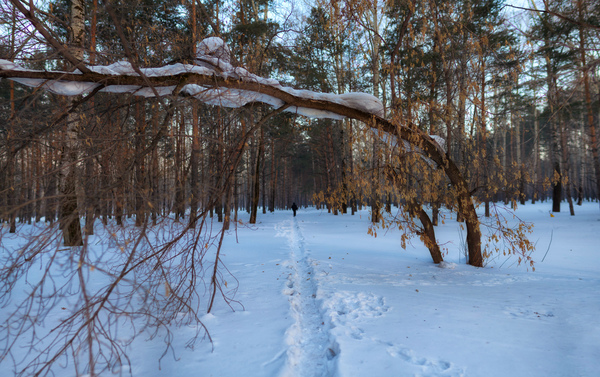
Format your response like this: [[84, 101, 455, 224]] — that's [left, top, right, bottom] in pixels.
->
[[504, 306, 555, 320], [323, 291, 389, 340], [385, 343, 464, 377]]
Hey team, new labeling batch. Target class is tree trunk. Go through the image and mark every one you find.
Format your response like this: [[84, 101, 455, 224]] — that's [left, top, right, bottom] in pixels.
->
[[481, 58, 490, 218], [223, 183, 231, 230], [7, 151, 17, 233], [115, 176, 124, 227], [532, 103, 539, 204], [551, 92, 562, 213], [552, 161, 562, 213], [544, 27, 561, 213], [262, 134, 267, 214], [340, 122, 348, 214], [135, 102, 147, 227], [45, 145, 58, 224], [249, 126, 263, 224], [83, 142, 95, 235], [371, 133, 380, 223], [60, 151, 82, 246], [513, 87, 525, 206], [559, 117, 575, 216], [578, 112, 585, 206], [269, 139, 276, 212], [579, 2, 600, 205], [215, 121, 223, 222], [413, 203, 443, 264], [189, 102, 200, 228], [7, 68, 17, 232], [59, 0, 85, 246]]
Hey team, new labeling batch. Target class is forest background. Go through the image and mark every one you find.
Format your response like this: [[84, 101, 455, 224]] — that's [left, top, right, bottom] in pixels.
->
[[2, 0, 599, 233]]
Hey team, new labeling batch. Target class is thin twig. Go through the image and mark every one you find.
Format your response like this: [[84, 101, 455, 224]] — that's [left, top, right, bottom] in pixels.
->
[[541, 229, 553, 262]]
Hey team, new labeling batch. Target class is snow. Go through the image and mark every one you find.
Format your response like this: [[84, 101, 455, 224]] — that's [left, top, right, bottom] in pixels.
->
[[339, 92, 384, 117], [1, 201, 599, 377], [0, 59, 20, 71], [9, 78, 100, 96], [197, 37, 232, 63], [280, 220, 339, 376], [372, 130, 447, 166], [430, 135, 447, 153], [285, 106, 346, 120], [181, 84, 284, 108]]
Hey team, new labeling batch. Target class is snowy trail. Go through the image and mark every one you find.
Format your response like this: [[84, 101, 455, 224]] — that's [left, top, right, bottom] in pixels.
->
[[280, 218, 339, 377]]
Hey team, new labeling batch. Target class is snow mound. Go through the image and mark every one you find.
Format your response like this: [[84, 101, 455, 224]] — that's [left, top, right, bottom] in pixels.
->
[[324, 291, 389, 323], [105, 61, 136, 75], [430, 134, 447, 153], [10, 78, 99, 96], [285, 106, 346, 120], [0, 59, 20, 71], [438, 261, 456, 269], [197, 37, 231, 63], [339, 92, 384, 117]]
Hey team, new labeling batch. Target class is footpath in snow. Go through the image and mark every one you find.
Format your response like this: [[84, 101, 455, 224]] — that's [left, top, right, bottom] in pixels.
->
[[277, 216, 465, 377], [280, 218, 339, 376]]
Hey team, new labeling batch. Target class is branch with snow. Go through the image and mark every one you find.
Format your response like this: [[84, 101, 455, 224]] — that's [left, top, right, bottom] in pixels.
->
[[0, 37, 383, 120], [0, 37, 449, 171], [0, 37, 449, 159]]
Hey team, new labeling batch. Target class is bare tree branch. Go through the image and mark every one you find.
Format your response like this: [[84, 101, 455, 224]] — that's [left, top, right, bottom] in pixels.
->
[[8, 0, 91, 73], [506, 4, 600, 31]]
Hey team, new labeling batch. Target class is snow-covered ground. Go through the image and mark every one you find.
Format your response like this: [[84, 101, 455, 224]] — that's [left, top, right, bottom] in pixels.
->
[[1, 202, 599, 377]]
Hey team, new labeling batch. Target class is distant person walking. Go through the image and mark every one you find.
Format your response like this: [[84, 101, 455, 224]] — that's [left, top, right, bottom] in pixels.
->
[[291, 202, 298, 217]]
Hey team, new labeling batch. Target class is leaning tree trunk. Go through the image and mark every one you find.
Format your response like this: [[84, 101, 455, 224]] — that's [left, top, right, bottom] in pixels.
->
[[414, 204, 443, 264], [387, 166, 443, 264], [0, 50, 485, 267]]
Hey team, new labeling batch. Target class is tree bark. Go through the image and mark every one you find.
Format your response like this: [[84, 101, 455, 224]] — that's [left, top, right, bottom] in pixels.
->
[[579, 1, 600, 204], [135, 102, 147, 227], [559, 117, 575, 215], [269, 139, 276, 212], [532, 101, 540, 204], [189, 102, 200, 228], [60, 0, 85, 246], [174, 110, 186, 221], [413, 203, 443, 264], [249, 125, 263, 224], [544, 24, 561, 213]]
